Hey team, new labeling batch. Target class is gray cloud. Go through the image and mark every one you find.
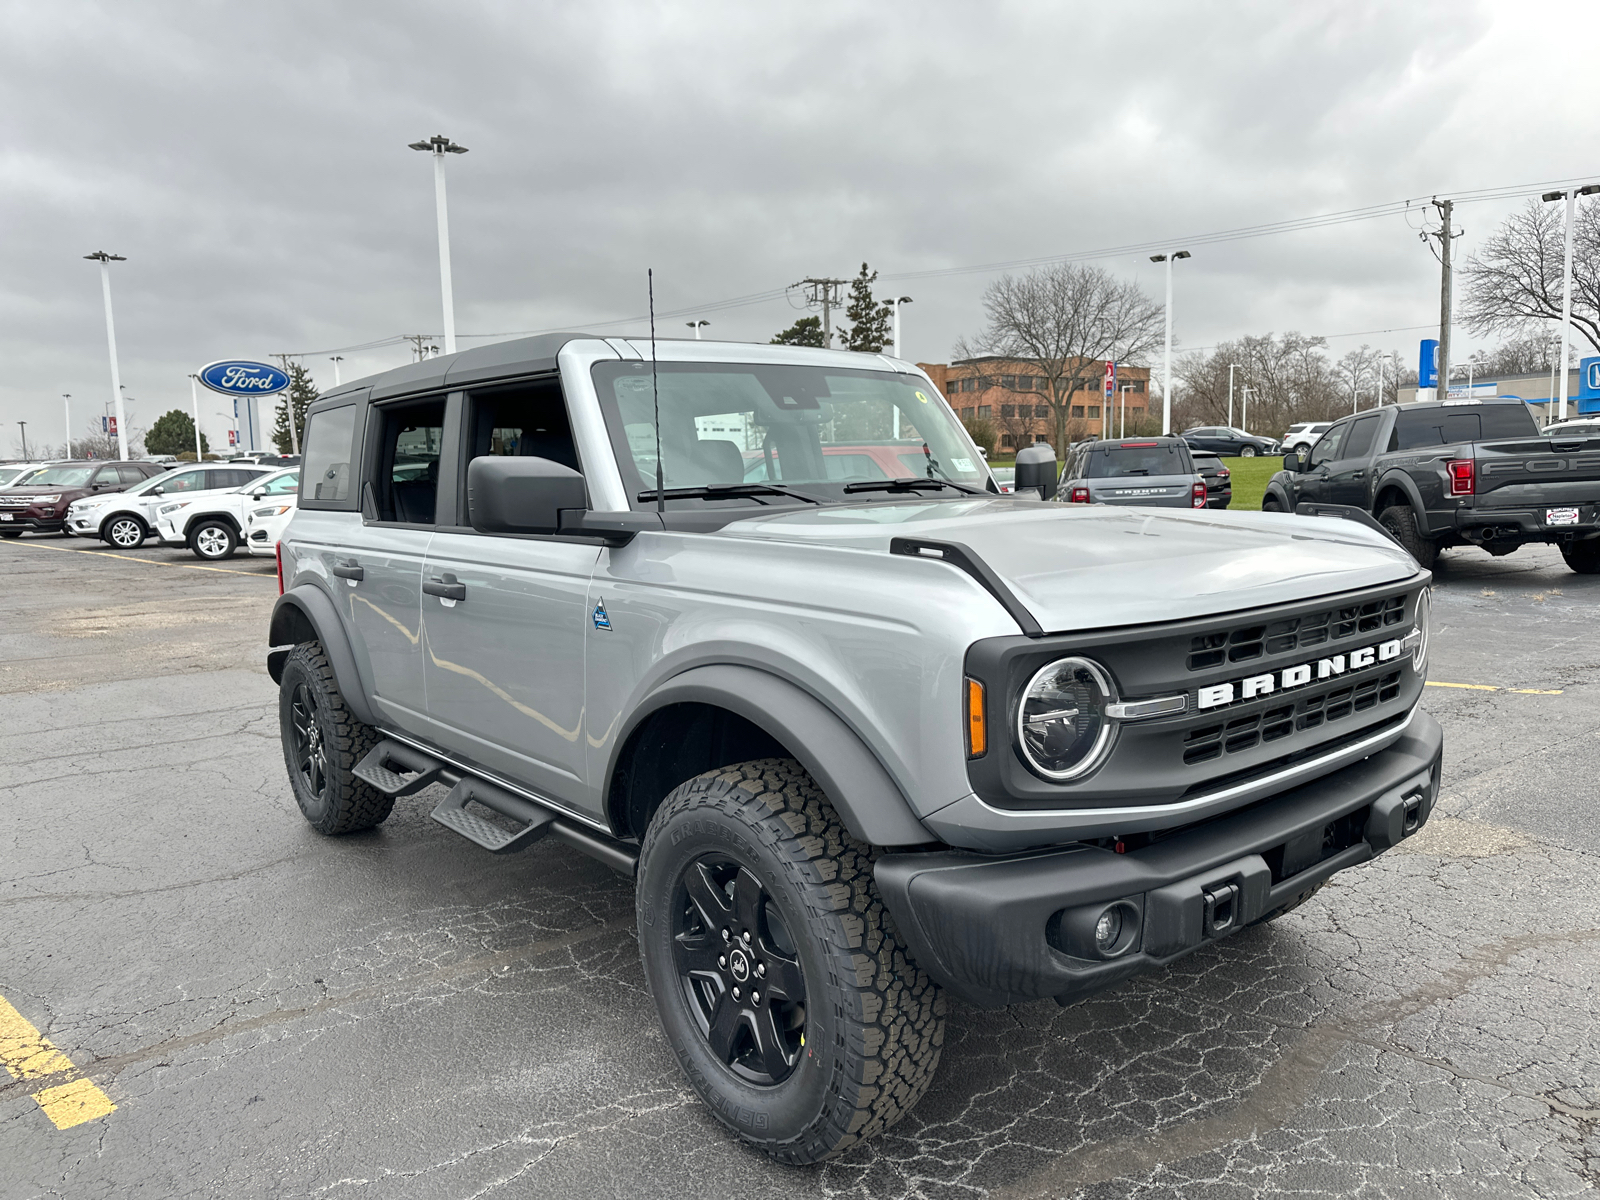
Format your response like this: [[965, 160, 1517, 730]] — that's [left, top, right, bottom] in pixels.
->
[[1, 0, 1593, 453]]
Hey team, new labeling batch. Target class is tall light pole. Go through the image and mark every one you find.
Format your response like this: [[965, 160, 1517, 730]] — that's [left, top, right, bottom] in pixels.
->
[[1150, 251, 1191, 433], [1542, 184, 1600, 421], [84, 251, 128, 460], [890, 296, 913, 359], [408, 134, 469, 356], [685, 320, 709, 339], [329, 356, 344, 386], [1376, 352, 1393, 407], [189, 375, 204, 461], [1120, 384, 1132, 437], [1241, 386, 1254, 435], [1227, 363, 1239, 428], [61, 394, 71, 458], [17, 421, 28, 459]]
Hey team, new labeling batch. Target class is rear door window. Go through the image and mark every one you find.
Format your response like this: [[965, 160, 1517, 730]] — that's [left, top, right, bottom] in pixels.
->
[[158, 469, 211, 494], [1340, 414, 1382, 460], [373, 398, 447, 524]]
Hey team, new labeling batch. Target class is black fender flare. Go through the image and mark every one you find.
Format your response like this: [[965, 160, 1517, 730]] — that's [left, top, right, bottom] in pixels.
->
[[1262, 475, 1295, 511], [266, 585, 378, 727], [1371, 469, 1430, 530], [609, 664, 933, 847]]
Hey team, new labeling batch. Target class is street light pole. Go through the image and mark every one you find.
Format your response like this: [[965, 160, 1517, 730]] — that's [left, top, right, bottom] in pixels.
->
[[1149, 251, 1191, 434], [62, 394, 71, 457], [1541, 185, 1600, 420], [408, 134, 469, 356], [685, 320, 709, 339], [84, 251, 128, 460], [17, 421, 27, 459], [189, 375, 204, 461], [329, 356, 344, 386], [1120, 384, 1132, 438], [1227, 363, 1239, 428], [890, 296, 913, 359], [1376, 352, 1392, 408], [1242, 386, 1253, 435]]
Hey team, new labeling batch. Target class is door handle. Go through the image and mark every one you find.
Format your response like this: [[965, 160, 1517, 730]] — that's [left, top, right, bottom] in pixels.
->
[[424, 573, 467, 602], [1351, 470, 1365, 479], [332, 560, 364, 581]]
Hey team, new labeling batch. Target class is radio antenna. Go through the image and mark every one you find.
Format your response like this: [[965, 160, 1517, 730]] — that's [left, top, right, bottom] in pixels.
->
[[649, 268, 664, 513]]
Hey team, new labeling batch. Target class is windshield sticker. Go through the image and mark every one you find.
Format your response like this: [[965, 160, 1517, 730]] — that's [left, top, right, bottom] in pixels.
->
[[952, 458, 975, 472], [914, 390, 930, 404]]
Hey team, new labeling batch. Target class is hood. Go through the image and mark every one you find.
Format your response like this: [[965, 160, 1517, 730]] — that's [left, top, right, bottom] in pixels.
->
[[720, 497, 1420, 632]]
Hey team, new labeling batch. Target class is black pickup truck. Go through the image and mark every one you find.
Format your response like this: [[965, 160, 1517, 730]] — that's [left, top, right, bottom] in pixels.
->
[[1263, 398, 1600, 573]]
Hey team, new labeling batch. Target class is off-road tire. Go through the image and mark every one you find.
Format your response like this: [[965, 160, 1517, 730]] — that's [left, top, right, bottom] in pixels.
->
[[278, 642, 391, 834], [1249, 880, 1326, 927], [1560, 538, 1600, 574], [636, 758, 946, 1164], [190, 519, 238, 561], [1261, 492, 1284, 513], [103, 515, 146, 549], [1378, 505, 1438, 570]]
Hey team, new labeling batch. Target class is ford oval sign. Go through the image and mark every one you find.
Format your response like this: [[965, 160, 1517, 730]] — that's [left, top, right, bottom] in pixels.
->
[[198, 360, 290, 397]]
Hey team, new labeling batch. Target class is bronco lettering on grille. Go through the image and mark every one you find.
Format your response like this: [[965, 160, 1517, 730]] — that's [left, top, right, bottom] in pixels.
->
[[1196, 637, 1405, 710]]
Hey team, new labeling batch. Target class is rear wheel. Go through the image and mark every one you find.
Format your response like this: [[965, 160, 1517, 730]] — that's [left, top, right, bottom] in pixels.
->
[[191, 519, 238, 560], [1378, 505, 1438, 570], [1241, 445, 1258, 457], [104, 515, 147, 549], [278, 642, 391, 834], [636, 759, 945, 1164], [1261, 492, 1284, 513], [1561, 538, 1600, 574]]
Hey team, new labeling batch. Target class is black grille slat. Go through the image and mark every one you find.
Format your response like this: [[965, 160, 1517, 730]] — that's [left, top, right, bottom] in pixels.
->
[[1184, 672, 1402, 765], [1187, 592, 1407, 671]]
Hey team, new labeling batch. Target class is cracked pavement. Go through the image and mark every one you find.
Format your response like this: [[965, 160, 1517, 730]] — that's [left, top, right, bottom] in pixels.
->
[[1, 536, 1597, 1198]]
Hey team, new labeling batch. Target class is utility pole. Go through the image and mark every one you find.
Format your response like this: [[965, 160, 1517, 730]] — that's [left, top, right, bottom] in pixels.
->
[[271, 353, 300, 455], [404, 334, 438, 362], [791, 277, 848, 347], [1430, 198, 1458, 401]]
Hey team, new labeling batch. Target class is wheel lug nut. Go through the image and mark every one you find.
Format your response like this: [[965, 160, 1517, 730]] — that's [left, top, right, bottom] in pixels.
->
[[721, 928, 730, 942], [718, 955, 726, 968], [751, 991, 760, 1004], [741, 931, 751, 945], [756, 963, 766, 977], [732, 987, 741, 1000]]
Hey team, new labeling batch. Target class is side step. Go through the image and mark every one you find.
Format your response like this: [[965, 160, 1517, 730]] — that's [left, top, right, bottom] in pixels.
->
[[353, 739, 446, 797], [430, 778, 553, 855]]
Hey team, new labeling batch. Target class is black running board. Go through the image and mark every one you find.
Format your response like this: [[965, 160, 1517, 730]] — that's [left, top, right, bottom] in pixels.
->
[[354, 738, 638, 876]]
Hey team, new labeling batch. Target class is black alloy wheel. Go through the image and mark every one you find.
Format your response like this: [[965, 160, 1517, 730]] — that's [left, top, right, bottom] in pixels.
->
[[288, 681, 329, 802], [672, 856, 806, 1085]]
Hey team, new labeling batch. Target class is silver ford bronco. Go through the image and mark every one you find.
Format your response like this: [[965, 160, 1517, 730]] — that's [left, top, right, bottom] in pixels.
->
[[267, 334, 1442, 1164]]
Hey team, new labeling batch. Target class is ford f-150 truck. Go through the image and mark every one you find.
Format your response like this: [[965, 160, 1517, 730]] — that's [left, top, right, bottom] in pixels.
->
[[1263, 397, 1600, 572], [267, 334, 1442, 1163]]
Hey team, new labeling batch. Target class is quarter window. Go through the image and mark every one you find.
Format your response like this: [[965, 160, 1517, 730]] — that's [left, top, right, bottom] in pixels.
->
[[300, 406, 357, 504]]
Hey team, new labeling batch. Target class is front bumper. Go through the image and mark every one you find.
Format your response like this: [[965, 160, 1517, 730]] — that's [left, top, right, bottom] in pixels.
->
[[155, 517, 185, 545], [0, 513, 64, 532], [875, 708, 1443, 1008]]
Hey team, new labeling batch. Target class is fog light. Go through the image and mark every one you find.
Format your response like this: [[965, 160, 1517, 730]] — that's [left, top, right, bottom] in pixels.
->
[[1094, 908, 1122, 951]]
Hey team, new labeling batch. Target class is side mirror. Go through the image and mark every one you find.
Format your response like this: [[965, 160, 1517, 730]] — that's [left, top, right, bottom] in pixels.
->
[[1014, 443, 1059, 501], [251, 488, 267, 499], [1282, 452, 1305, 473], [151, 485, 165, 495], [468, 456, 587, 535]]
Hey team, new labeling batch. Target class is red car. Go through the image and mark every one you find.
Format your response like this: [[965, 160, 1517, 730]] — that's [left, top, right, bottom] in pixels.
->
[[0, 460, 165, 537]]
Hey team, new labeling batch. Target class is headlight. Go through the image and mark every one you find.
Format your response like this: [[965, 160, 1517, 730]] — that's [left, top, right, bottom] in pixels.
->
[[1412, 588, 1431, 675], [1016, 657, 1117, 782], [158, 502, 187, 516], [30, 494, 61, 504], [252, 504, 292, 518]]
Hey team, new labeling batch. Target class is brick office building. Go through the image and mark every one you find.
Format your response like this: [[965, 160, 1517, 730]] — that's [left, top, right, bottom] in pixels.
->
[[917, 358, 1155, 452]]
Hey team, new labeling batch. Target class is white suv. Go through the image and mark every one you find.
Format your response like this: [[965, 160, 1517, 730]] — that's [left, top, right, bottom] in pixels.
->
[[156, 467, 298, 560], [1282, 422, 1332, 454], [244, 476, 300, 557], [66, 464, 272, 548]]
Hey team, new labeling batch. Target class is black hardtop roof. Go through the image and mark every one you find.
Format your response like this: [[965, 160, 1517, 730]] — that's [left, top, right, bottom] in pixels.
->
[[315, 332, 596, 408]]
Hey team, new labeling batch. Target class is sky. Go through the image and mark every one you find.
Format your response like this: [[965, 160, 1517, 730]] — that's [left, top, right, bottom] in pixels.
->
[[2, 0, 1597, 456]]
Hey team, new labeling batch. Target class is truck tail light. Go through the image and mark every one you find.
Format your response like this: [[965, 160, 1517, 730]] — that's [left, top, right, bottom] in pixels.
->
[[1447, 458, 1475, 496], [1192, 481, 1208, 508], [276, 541, 285, 595], [1069, 486, 1091, 504], [965, 678, 987, 758]]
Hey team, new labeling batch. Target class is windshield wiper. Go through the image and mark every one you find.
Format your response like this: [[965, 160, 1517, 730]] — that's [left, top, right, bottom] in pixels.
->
[[841, 477, 987, 496], [635, 483, 828, 505]]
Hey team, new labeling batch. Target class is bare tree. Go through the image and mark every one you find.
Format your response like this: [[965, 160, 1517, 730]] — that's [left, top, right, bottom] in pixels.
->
[[1467, 332, 1560, 377], [956, 264, 1162, 454], [1461, 199, 1600, 355]]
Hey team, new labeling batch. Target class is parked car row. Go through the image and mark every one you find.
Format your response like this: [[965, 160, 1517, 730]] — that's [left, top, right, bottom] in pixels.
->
[[0, 459, 299, 560]]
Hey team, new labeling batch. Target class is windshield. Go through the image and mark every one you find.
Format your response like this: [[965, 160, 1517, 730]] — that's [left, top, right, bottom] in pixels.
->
[[14, 465, 94, 487], [1083, 443, 1191, 478], [0, 467, 32, 486], [592, 362, 987, 506]]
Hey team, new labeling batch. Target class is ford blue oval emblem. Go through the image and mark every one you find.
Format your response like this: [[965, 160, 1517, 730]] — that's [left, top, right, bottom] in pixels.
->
[[198, 360, 291, 396]]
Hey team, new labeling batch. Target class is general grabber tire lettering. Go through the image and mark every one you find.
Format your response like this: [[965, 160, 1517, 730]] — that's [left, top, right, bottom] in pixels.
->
[[635, 758, 945, 1164], [1378, 504, 1438, 570], [278, 641, 392, 835]]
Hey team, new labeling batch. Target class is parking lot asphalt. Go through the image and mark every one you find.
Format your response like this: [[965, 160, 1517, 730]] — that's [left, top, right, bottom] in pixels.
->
[[1, 534, 1597, 1199]]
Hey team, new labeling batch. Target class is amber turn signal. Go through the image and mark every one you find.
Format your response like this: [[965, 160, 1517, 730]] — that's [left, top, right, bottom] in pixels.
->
[[965, 677, 987, 758]]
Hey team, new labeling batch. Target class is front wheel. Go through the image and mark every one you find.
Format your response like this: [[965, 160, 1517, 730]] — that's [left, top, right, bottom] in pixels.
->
[[104, 515, 147, 549], [636, 759, 945, 1164], [190, 519, 238, 560], [1240, 444, 1258, 457], [1261, 492, 1284, 513], [1378, 505, 1438, 570], [1562, 538, 1600, 574]]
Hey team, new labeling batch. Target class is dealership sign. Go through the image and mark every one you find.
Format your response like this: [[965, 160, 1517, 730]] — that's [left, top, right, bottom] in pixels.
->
[[198, 360, 290, 397]]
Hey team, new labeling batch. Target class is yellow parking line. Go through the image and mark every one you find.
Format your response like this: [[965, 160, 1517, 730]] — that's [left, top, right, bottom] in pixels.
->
[[0, 537, 270, 578], [1426, 682, 1563, 695], [0, 995, 115, 1129]]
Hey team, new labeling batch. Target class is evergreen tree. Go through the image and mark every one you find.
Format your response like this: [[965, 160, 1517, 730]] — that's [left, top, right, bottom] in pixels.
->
[[770, 316, 826, 347], [144, 409, 208, 457], [837, 263, 894, 353], [271, 363, 319, 453]]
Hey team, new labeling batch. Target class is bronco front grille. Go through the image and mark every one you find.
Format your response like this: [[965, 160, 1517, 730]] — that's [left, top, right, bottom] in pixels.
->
[[1185, 593, 1406, 671], [1181, 670, 1402, 765]]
